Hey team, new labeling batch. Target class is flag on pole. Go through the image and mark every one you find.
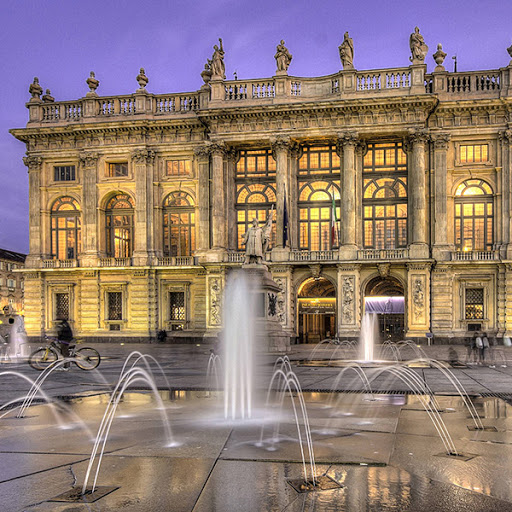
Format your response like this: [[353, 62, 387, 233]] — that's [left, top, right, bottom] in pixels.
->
[[331, 189, 338, 248], [283, 186, 289, 247]]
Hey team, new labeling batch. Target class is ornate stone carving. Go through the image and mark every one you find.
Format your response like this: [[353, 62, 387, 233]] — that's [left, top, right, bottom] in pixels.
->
[[412, 277, 425, 321], [499, 130, 512, 145], [409, 27, 428, 64], [79, 152, 99, 168], [377, 263, 391, 278], [309, 264, 322, 279], [431, 132, 450, 150], [432, 43, 447, 71], [338, 32, 354, 70], [28, 77, 43, 102], [337, 132, 358, 149], [194, 144, 212, 159], [342, 276, 355, 324], [131, 149, 156, 164], [274, 277, 287, 326], [209, 277, 222, 326], [268, 293, 277, 317], [275, 40, 292, 73], [86, 71, 99, 96], [23, 155, 42, 170], [270, 136, 291, 156], [508, 42, 512, 63], [42, 89, 54, 103], [136, 68, 149, 91], [210, 38, 225, 80], [207, 141, 226, 157], [201, 59, 213, 86], [405, 129, 429, 150]]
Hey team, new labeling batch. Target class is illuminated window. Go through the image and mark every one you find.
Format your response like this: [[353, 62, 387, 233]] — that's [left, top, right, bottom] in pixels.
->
[[54, 165, 76, 182], [51, 197, 81, 259], [105, 194, 134, 258], [298, 181, 340, 250], [163, 192, 195, 257], [107, 291, 123, 320], [363, 142, 407, 249], [455, 179, 493, 251], [236, 184, 276, 250], [298, 146, 340, 176], [236, 149, 276, 178], [460, 144, 489, 164], [166, 160, 191, 176], [465, 288, 484, 320], [106, 162, 128, 177]]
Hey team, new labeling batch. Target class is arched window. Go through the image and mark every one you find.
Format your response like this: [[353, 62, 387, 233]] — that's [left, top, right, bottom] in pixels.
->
[[298, 181, 340, 251], [51, 197, 81, 259], [163, 192, 196, 257], [236, 184, 276, 250], [455, 179, 494, 251], [363, 142, 408, 249], [105, 194, 134, 258]]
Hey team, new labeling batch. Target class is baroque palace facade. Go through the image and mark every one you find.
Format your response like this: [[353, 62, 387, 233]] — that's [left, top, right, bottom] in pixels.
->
[[10, 31, 512, 344]]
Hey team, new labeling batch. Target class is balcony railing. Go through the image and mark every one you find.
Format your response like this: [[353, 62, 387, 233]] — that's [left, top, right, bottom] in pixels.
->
[[42, 259, 78, 268], [99, 257, 132, 267], [451, 251, 499, 261], [289, 250, 338, 262], [156, 256, 197, 266], [358, 249, 409, 260]]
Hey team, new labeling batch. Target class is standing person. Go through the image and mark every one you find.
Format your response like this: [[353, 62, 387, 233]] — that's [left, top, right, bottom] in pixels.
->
[[57, 319, 73, 370], [475, 332, 483, 365], [481, 332, 490, 365]]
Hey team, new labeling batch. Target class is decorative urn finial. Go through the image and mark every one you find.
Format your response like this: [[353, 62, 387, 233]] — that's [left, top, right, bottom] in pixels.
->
[[136, 68, 149, 91], [28, 77, 43, 102], [433, 43, 447, 71], [86, 71, 99, 96], [42, 89, 54, 102]]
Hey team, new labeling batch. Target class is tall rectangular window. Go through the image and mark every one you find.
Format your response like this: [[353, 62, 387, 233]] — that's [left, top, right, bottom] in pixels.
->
[[55, 293, 70, 320], [106, 163, 128, 177], [465, 288, 484, 319], [166, 160, 191, 176], [107, 292, 123, 320], [54, 166, 76, 182], [169, 291, 185, 330]]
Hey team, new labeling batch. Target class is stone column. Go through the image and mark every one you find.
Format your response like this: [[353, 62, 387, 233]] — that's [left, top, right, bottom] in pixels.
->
[[337, 264, 361, 338], [354, 141, 365, 249], [131, 148, 155, 266], [289, 143, 300, 251], [406, 263, 431, 338], [407, 131, 429, 259], [210, 143, 227, 256], [271, 137, 291, 259], [501, 130, 512, 258], [338, 133, 358, 259], [226, 149, 238, 251], [431, 133, 451, 260], [194, 146, 211, 257], [23, 155, 43, 268], [78, 152, 99, 266]]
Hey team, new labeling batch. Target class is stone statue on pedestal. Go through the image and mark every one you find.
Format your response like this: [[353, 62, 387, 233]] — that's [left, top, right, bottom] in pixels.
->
[[242, 212, 273, 265], [275, 40, 292, 73], [409, 27, 428, 63], [339, 32, 354, 69], [136, 68, 149, 90], [29, 77, 43, 101], [211, 38, 225, 79]]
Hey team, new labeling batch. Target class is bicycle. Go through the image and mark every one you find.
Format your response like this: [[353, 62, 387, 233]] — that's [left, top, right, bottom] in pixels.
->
[[28, 335, 101, 371]]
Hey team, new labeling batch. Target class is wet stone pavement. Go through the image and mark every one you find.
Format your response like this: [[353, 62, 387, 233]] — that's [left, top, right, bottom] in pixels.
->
[[1, 342, 512, 511]]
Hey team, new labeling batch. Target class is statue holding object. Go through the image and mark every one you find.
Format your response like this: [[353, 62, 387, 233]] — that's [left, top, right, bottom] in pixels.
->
[[242, 209, 274, 265]]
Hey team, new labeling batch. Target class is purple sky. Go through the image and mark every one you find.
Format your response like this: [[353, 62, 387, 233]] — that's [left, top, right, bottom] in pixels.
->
[[1, 0, 511, 254]]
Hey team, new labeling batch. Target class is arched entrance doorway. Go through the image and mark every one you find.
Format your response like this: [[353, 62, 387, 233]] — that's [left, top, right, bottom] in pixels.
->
[[297, 277, 336, 343], [364, 276, 405, 341]]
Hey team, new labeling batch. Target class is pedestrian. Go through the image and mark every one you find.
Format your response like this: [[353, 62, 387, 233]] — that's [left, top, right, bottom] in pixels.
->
[[57, 318, 73, 370], [475, 332, 483, 365], [481, 332, 490, 365]]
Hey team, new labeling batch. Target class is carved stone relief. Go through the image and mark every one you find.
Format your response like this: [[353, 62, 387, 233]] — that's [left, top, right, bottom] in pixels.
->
[[268, 293, 277, 317], [208, 277, 222, 327], [342, 276, 355, 325], [274, 277, 287, 326], [412, 276, 425, 322]]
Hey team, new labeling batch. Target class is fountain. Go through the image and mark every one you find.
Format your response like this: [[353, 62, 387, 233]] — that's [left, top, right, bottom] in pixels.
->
[[360, 312, 378, 362]]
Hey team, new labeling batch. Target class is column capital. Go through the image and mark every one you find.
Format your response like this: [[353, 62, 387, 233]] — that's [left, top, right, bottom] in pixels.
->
[[404, 129, 429, 150], [207, 141, 227, 157], [78, 151, 99, 168], [499, 129, 512, 145], [23, 154, 43, 171], [431, 132, 451, 150], [225, 147, 238, 163], [289, 141, 301, 159], [131, 148, 156, 164], [337, 131, 359, 148], [270, 136, 292, 155]]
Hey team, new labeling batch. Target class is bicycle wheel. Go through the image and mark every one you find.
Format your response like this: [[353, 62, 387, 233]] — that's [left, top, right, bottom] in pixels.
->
[[28, 347, 59, 371], [74, 347, 101, 370]]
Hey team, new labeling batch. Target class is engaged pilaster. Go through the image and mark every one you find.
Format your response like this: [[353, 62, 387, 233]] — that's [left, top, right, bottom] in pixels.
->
[[210, 142, 227, 254], [338, 133, 358, 259], [78, 152, 99, 266], [23, 155, 43, 268], [501, 130, 512, 258], [194, 145, 211, 256], [431, 133, 451, 260], [406, 130, 429, 259], [337, 264, 361, 337]]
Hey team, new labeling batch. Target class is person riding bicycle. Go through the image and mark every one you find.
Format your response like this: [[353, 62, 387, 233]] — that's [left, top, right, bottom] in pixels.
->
[[56, 319, 73, 369]]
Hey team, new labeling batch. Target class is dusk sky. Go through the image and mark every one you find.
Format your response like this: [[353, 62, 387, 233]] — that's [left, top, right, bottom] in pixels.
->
[[1, 0, 511, 254]]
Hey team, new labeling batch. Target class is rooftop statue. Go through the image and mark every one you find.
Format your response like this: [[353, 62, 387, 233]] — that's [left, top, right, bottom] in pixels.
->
[[338, 32, 354, 69], [42, 89, 54, 102], [136, 68, 149, 90], [211, 38, 225, 80], [409, 26, 428, 64], [275, 40, 292, 73], [242, 212, 273, 265], [28, 77, 43, 102]]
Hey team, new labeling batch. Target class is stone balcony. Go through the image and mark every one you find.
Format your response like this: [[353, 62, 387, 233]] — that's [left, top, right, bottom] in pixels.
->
[[450, 250, 500, 261], [24, 64, 512, 126]]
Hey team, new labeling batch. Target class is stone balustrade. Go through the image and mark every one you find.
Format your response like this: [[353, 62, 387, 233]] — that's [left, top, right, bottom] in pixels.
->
[[42, 259, 79, 268], [156, 256, 197, 266], [289, 250, 337, 262], [358, 249, 409, 260], [99, 257, 132, 267], [25, 64, 512, 125], [451, 250, 500, 261]]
